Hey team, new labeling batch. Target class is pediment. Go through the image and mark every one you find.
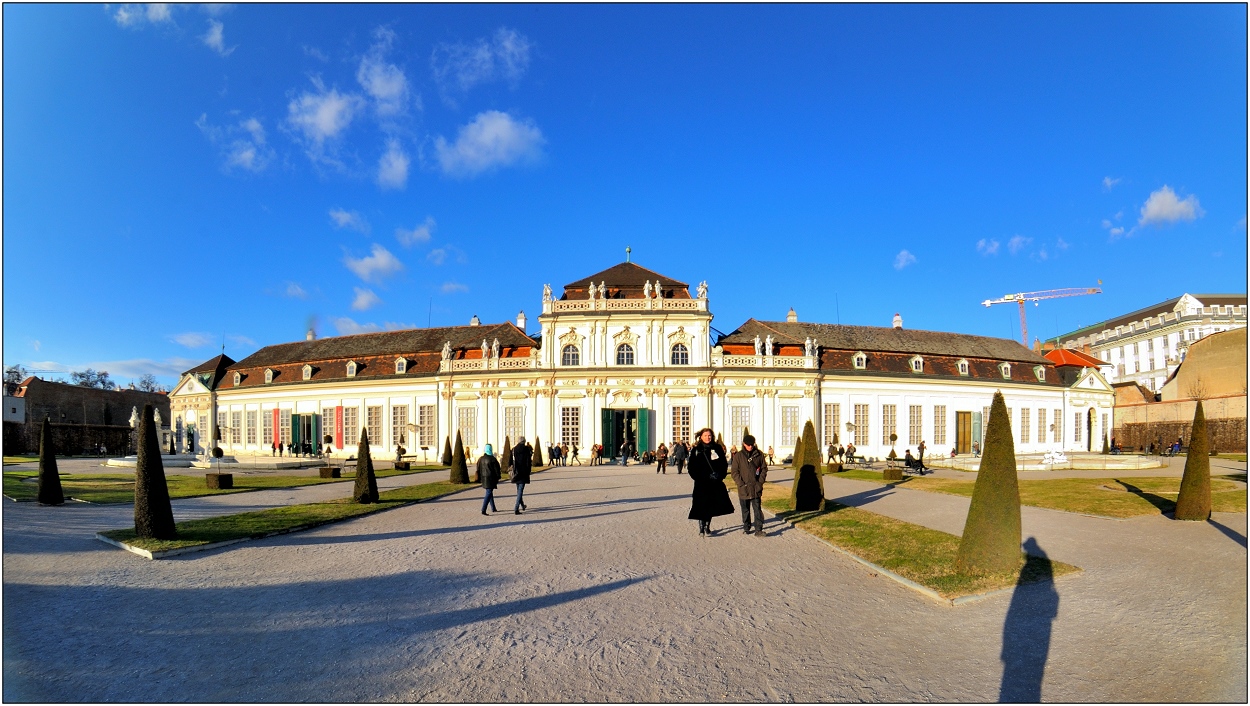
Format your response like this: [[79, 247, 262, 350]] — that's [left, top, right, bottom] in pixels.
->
[[612, 326, 639, 346], [172, 376, 203, 396]]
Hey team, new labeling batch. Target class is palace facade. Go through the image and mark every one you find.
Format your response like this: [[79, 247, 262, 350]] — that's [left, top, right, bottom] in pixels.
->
[[170, 262, 1115, 461]]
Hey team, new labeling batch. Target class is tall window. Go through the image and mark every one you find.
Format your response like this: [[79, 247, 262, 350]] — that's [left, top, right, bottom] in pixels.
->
[[391, 405, 409, 450], [231, 411, 242, 444], [561, 345, 580, 366], [418, 405, 435, 447], [908, 405, 922, 445], [1021, 408, 1031, 444], [1073, 412, 1082, 443], [982, 406, 990, 446], [1037, 408, 1047, 446], [1053, 408, 1062, 443], [280, 409, 291, 445], [366, 406, 384, 446], [322, 408, 336, 445], [823, 403, 840, 445], [671, 406, 691, 444], [670, 343, 689, 365], [457, 407, 477, 448], [262, 410, 273, 445], [616, 343, 635, 365], [505, 406, 525, 444], [853, 404, 869, 446], [730, 406, 751, 447], [217, 410, 227, 444], [1101, 413, 1108, 444], [933, 405, 947, 445], [781, 406, 800, 446], [245, 410, 257, 444], [881, 404, 896, 446], [343, 407, 359, 446], [560, 406, 581, 446]]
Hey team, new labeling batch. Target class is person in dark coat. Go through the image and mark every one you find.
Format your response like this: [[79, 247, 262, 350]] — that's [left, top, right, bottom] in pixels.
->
[[511, 436, 533, 514], [477, 443, 501, 515], [670, 440, 687, 474], [656, 443, 668, 474], [687, 428, 734, 537], [730, 434, 768, 536]]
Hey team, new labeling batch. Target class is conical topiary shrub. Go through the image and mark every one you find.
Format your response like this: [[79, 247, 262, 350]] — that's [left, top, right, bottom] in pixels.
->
[[1174, 401, 1211, 521], [449, 430, 469, 484], [168, 433, 175, 455], [353, 428, 379, 503], [532, 436, 545, 467], [716, 432, 723, 448], [134, 404, 177, 539], [35, 417, 64, 506], [792, 436, 804, 469], [1101, 433, 1109, 455], [791, 420, 825, 511], [500, 436, 513, 480], [955, 391, 1021, 574], [441, 436, 452, 466]]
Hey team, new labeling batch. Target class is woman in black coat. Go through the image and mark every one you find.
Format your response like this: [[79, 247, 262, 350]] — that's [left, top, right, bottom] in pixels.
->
[[477, 443, 501, 515], [510, 436, 533, 515], [687, 428, 734, 536]]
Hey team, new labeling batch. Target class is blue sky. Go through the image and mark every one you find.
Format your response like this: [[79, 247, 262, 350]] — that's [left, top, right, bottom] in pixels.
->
[[4, 4, 1246, 387]]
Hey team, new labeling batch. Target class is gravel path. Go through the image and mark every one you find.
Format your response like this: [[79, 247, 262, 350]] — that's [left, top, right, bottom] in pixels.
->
[[3, 463, 1245, 702]]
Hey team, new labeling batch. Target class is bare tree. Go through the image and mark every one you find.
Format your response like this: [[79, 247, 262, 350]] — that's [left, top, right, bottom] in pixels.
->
[[1185, 376, 1209, 401], [137, 374, 159, 392], [70, 369, 114, 389], [4, 364, 27, 385]]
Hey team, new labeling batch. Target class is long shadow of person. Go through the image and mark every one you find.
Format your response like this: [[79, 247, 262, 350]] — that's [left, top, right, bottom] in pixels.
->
[[999, 537, 1060, 703]]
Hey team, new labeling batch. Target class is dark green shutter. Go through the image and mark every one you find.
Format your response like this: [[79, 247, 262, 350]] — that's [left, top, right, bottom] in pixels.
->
[[601, 409, 615, 456], [637, 408, 651, 452]]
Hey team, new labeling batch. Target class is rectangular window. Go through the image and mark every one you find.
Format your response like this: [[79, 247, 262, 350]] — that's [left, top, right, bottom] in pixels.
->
[[504, 406, 525, 445], [457, 407, 477, 448], [230, 411, 242, 444], [343, 407, 359, 446], [245, 410, 257, 445], [217, 410, 227, 444], [418, 405, 435, 448], [1021, 408, 1031, 444], [982, 406, 990, 445], [781, 406, 800, 447], [933, 405, 946, 445], [730, 405, 751, 447], [1101, 413, 1108, 444], [391, 405, 409, 450], [1037, 408, 1046, 445], [823, 403, 840, 445], [322, 408, 336, 445], [908, 405, 922, 446], [262, 410, 273, 445], [560, 406, 581, 446], [881, 404, 896, 446], [853, 404, 869, 446], [280, 409, 291, 445], [1074, 412, 1083, 443], [1053, 409, 1062, 443], [671, 406, 691, 444], [366, 406, 384, 446]]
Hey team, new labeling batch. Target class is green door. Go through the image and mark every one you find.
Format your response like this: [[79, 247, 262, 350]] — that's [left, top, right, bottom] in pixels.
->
[[291, 413, 302, 446], [601, 409, 616, 457], [313, 414, 321, 448], [637, 408, 651, 453]]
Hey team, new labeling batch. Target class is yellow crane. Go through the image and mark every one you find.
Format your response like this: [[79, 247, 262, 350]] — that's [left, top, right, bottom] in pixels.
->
[[982, 283, 1102, 348]]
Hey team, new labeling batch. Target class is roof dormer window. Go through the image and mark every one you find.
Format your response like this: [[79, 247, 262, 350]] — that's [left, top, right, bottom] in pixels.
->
[[999, 362, 1011, 379], [233, 371, 241, 385], [1034, 365, 1046, 382], [264, 368, 274, 384], [395, 358, 407, 374], [346, 361, 357, 378], [957, 359, 969, 376], [909, 355, 923, 373], [852, 352, 867, 370], [302, 364, 313, 381]]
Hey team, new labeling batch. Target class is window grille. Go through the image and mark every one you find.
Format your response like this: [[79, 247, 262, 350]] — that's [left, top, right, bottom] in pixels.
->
[[781, 406, 800, 447], [343, 407, 359, 446], [853, 404, 869, 446], [280, 409, 291, 445], [1073, 412, 1082, 443], [560, 407, 581, 446], [366, 406, 384, 446], [908, 405, 922, 445], [1021, 408, 1031, 444], [1037, 408, 1046, 445], [457, 407, 477, 448], [245, 410, 257, 445], [881, 404, 896, 446], [616, 344, 635, 365], [1053, 409, 1062, 443], [504, 406, 525, 444], [823, 403, 840, 445], [561, 345, 580, 366], [933, 405, 946, 445], [391, 405, 409, 450], [418, 405, 435, 447], [671, 406, 691, 444], [262, 409, 273, 444], [730, 406, 751, 447], [230, 411, 242, 444]]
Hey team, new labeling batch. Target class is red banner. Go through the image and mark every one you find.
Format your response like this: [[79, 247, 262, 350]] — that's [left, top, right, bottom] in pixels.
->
[[335, 406, 344, 449], [273, 408, 280, 446]]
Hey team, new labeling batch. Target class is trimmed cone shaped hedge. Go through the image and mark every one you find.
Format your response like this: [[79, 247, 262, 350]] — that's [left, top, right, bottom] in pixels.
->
[[1174, 400, 1211, 521], [792, 436, 804, 469], [501, 436, 513, 479], [36, 417, 64, 505], [532, 436, 544, 466], [134, 404, 177, 539], [791, 420, 826, 511], [450, 431, 470, 484], [955, 391, 1021, 574], [441, 436, 453, 466], [353, 428, 379, 503]]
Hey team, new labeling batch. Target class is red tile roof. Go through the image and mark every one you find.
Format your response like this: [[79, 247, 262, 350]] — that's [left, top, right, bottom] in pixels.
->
[[1044, 348, 1104, 368]]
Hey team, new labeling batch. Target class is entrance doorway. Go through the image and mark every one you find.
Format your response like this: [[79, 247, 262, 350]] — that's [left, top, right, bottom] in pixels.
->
[[955, 411, 972, 454], [1086, 408, 1095, 451], [600, 408, 653, 461]]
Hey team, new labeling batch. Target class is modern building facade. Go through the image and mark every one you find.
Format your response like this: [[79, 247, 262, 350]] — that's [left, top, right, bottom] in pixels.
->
[[172, 262, 1114, 461]]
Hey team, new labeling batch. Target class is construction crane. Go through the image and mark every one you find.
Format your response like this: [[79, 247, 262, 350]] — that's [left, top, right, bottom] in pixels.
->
[[982, 283, 1102, 348]]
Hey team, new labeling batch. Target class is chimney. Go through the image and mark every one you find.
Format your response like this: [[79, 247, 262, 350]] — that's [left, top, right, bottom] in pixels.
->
[[786, 307, 798, 323], [892, 313, 903, 329], [469, 314, 481, 327], [516, 310, 527, 331], [306, 329, 315, 341]]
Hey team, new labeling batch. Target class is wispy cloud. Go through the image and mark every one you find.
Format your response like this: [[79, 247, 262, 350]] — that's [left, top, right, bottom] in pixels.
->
[[1008, 235, 1033, 255], [31, 356, 200, 382], [329, 208, 370, 233], [113, 3, 174, 28], [285, 282, 308, 299], [351, 287, 382, 311], [396, 217, 435, 247], [332, 317, 382, 336], [344, 244, 404, 282], [435, 111, 544, 178], [226, 334, 255, 348], [303, 45, 329, 62], [1056, 237, 1070, 251], [195, 114, 273, 173], [431, 27, 532, 100], [202, 19, 235, 56], [377, 139, 409, 190], [384, 321, 419, 331], [893, 250, 916, 270], [1102, 176, 1121, 190], [286, 78, 364, 164], [357, 27, 412, 117], [427, 248, 448, 266], [440, 282, 469, 294], [975, 238, 1000, 256], [1139, 185, 1203, 227], [172, 332, 214, 349]]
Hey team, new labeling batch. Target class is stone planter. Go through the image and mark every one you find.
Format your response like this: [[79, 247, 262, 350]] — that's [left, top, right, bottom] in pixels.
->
[[882, 466, 903, 481], [394, 461, 410, 470], [319, 467, 341, 479], [206, 473, 234, 489], [827, 462, 843, 473]]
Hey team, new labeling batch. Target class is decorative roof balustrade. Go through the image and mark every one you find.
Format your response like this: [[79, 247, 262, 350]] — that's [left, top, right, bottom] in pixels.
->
[[545, 297, 708, 315]]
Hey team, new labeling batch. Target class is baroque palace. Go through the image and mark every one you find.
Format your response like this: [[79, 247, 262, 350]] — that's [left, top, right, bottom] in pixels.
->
[[170, 262, 1114, 461]]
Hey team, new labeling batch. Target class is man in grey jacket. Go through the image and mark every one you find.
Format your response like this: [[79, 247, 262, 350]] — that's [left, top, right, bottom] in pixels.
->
[[730, 434, 768, 536]]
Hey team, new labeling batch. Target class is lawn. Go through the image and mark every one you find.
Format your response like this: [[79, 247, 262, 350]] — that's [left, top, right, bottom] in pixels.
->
[[759, 483, 1079, 599], [828, 469, 1247, 518], [4, 456, 39, 465], [100, 480, 468, 553], [3, 466, 444, 504]]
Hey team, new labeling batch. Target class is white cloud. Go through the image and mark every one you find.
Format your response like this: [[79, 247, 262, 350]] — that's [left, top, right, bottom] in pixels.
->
[[172, 332, 214, 349], [303, 45, 329, 62], [396, 217, 435, 247], [351, 287, 382, 311], [344, 244, 404, 282], [1139, 185, 1204, 226], [431, 27, 532, 97], [1056, 237, 1070, 251], [357, 27, 411, 117], [226, 334, 256, 348], [1109, 226, 1125, 237], [1033, 247, 1050, 261], [427, 248, 447, 266], [286, 80, 364, 162], [1102, 176, 1121, 190], [893, 250, 916, 270], [440, 282, 469, 294], [285, 282, 308, 299], [975, 238, 1000, 256], [32, 357, 200, 382], [329, 208, 370, 233], [435, 111, 544, 178], [202, 19, 235, 56], [377, 139, 410, 189], [332, 317, 382, 335], [32, 340, 41, 352], [1008, 235, 1033, 255], [195, 114, 273, 173], [383, 321, 419, 331], [113, 4, 174, 27]]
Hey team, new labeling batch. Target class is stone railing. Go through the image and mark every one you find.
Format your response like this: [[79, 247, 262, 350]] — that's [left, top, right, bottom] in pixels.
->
[[497, 358, 532, 370], [545, 297, 709, 315], [449, 359, 485, 371], [713, 354, 817, 369], [440, 357, 540, 373]]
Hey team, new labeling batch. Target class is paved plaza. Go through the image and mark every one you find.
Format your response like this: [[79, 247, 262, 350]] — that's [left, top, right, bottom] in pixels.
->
[[3, 461, 1246, 702]]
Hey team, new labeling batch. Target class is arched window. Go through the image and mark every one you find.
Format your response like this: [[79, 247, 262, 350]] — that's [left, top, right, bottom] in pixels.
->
[[395, 358, 407, 374], [302, 364, 313, 381], [957, 359, 969, 376], [561, 345, 580, 366], [233, 371, 241, 385], [852, 352, 867, 370], [670, 343, 689, 365], [264, 369, 274, 384], [999, 362, 1012, 379], [346, 361, 357, 378], [616, 343, 635, 365], [909, 355, 923, 372]]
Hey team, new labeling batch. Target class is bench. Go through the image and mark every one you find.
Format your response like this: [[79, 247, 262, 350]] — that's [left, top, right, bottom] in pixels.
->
[[843, 455, 872, 469]]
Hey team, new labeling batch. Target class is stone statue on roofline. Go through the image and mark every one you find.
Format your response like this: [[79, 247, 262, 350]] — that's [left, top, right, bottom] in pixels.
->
[[599, 281, 606, 299], [492, 338, 500, 359], [588, 282, 596, 300], [481, 339, 488, 359], [442, 341, 452, 360], [805, 337, 814, 356], [764, 334, 773, 356], [697, 281, 708, 299], [643, 281, 651, 298], [753, 335, 762, 356], [542, 284, 552, 302]]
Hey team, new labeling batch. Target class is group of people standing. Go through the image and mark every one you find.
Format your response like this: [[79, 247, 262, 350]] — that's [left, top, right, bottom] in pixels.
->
[[685, 429, 768, 537], [653, 441, 690, 474], [477, 436, 533, 516], [547, 442, 580, 466]]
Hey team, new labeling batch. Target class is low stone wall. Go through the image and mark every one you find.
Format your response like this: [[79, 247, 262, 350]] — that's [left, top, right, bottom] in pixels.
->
[[3, 421, 135, 456], [1114, 418, 1247, 453]]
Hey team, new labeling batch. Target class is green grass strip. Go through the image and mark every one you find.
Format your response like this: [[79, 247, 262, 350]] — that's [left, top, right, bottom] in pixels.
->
[[99, 480, 468, 553]]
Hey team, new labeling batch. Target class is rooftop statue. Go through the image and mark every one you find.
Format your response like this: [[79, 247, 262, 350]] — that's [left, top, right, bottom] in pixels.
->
[[587, 282, 596, 299], [441, 341, 452, 360], [753, 335, 762, 356], [542, 283, 552, 302], [764, 334, 773, 355], [697, 281, 708, 299]]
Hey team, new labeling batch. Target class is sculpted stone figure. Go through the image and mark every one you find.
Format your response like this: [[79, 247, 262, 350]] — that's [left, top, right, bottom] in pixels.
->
[[697, 281, 708, 299], [753, 335, 762, 356], [542, 283, 552, 302], [643, 281, 651, 298], [805, 337, 813, 356], [588, 282, 596, 299], [492, 338, 500, 359], [764, 334, 773, 355], [599, 281, 606, 299], [442, 341, 452, 360], [481, 339, 489, 359]]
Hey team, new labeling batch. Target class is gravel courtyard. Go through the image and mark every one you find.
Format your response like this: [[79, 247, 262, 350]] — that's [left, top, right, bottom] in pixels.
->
[[3, 463, 1245, 702]]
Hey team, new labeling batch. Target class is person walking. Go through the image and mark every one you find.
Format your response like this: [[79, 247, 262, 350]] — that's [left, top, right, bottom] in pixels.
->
[[730, 434, 768, 536], [671, 440, 687, 474], [477, 443, 501, 515], [767, 445, 775, 466], [511, 436, 533, 514], [656, 442, 668, 474], [571, 443, 581, 465], [837, 444, 845, 463], [619, 440, 630, 466], [917, 440, 927, 469], [687, 428, 734, 537], [561, 442, 571, 466], [827, 442, 836, 464]]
